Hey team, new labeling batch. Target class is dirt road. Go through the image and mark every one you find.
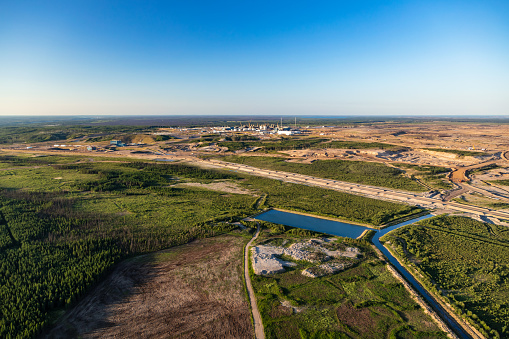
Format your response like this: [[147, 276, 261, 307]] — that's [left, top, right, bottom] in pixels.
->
[[450, 161, 498, 183], [244, 223, 265, 339]]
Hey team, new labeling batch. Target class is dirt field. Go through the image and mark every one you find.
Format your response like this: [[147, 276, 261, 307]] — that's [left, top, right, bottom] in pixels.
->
[[308, 122, 509, 152], [45, 235, 253, 339]]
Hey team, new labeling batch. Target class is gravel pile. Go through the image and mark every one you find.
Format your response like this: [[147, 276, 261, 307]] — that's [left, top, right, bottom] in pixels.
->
[[251, 238, 361, 276], [251, 246, 296, 275]]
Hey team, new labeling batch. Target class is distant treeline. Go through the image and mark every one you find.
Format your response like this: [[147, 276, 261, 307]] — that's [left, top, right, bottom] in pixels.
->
[[0, 125, 155, 144], [56, 162, 239, 192]]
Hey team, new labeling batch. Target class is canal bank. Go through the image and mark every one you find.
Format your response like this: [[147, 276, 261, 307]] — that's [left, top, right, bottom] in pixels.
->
[[253, 210, 474, 339], [373, 221, 476, 339]]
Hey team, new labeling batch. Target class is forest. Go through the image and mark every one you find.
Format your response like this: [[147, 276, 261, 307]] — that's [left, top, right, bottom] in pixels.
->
[[382, 215, 509, 338], [0, 159, 255, 338], [0, 154, 422, 338], [216, 137, 399, 153], [0, 125, 155, 145], [222, 155, 426, 191]]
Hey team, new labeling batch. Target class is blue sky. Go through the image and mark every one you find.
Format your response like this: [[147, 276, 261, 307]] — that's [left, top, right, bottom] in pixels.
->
[[1, 0, 508, 116]]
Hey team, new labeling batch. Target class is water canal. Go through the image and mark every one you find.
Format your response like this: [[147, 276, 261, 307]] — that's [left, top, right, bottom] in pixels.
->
[[254, 209, 471, 339]]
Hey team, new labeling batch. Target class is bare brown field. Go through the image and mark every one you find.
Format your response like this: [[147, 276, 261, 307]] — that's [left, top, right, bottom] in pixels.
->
[[308, 122, 509, 152], [45, 235, 252, 339]]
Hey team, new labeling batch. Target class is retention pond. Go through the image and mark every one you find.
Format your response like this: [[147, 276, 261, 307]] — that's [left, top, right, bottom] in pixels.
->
[[255, 209, 471, 339]]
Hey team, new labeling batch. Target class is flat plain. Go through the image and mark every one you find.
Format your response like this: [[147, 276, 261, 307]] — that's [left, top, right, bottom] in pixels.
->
[[2, 118, 509, 338], [45, 235, 253, 338]]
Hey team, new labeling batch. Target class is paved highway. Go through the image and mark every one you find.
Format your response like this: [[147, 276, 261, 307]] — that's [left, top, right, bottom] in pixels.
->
[[196, 158, 509, 221]]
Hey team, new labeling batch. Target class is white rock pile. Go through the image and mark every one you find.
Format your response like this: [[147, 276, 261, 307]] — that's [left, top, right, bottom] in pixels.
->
[[251, 246, 297, 275], [251, 238, 361, 277]]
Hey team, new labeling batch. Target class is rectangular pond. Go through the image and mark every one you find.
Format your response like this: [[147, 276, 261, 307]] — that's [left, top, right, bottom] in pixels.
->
[[254, 209, 371, 238]]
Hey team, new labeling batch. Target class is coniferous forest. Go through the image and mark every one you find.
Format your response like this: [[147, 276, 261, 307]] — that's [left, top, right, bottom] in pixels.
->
[[0, 155, 423, 338]]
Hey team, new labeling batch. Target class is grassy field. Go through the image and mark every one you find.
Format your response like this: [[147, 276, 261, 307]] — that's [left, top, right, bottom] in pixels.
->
[[452, 193, 509, 210], [381, 215, 509, 338], [222, 155, 426, 191], [250, 228, 447, 338], [318, 140, 401, 150], [0, 154, 425, 338], [218, 137, 327, 152]]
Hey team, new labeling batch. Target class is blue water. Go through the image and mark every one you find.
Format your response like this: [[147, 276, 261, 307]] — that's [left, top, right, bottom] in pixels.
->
[[254, 209, 471, 339], [255, 209, 369, 238]]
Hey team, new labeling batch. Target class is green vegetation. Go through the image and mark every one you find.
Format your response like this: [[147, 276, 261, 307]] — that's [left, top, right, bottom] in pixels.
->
[[180, 134, 223, 144], [251, 233, 446, 338], [0, 155, 51, 167], [382, 215, 509, 338], [217, 137, 400, 153], [319, 140, 401, 150], [423, 148, 487, 157], [218, 137, 327, 152], [392, 163, 453, 190], [224, 155, 426, 191], [223, 134, 260, 142], [0, 159, 257, 338], [154, 134, 175, 141], [469, 163, 500, 175], [0, 154, 85, 169], [489, 180, 509, 186], [0, 154, 427, 338], [0, 125, 154, 144], [241, 176, 422, 226], [392, 163, 449, 175], [452, 193, 509, 210]]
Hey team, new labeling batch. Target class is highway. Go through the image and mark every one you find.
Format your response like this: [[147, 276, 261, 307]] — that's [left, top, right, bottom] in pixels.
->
[[195, 158, 509, 221], [198, 158, 485, 338], [4, 147, 509, 221]]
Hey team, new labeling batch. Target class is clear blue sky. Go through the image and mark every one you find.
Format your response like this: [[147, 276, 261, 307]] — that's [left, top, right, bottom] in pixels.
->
[[1, 0, 508, 116]]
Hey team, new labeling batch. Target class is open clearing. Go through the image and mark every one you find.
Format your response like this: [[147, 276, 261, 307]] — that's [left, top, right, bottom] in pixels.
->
[[249, 227, 447, 339], [45, 235, 252, 339]]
